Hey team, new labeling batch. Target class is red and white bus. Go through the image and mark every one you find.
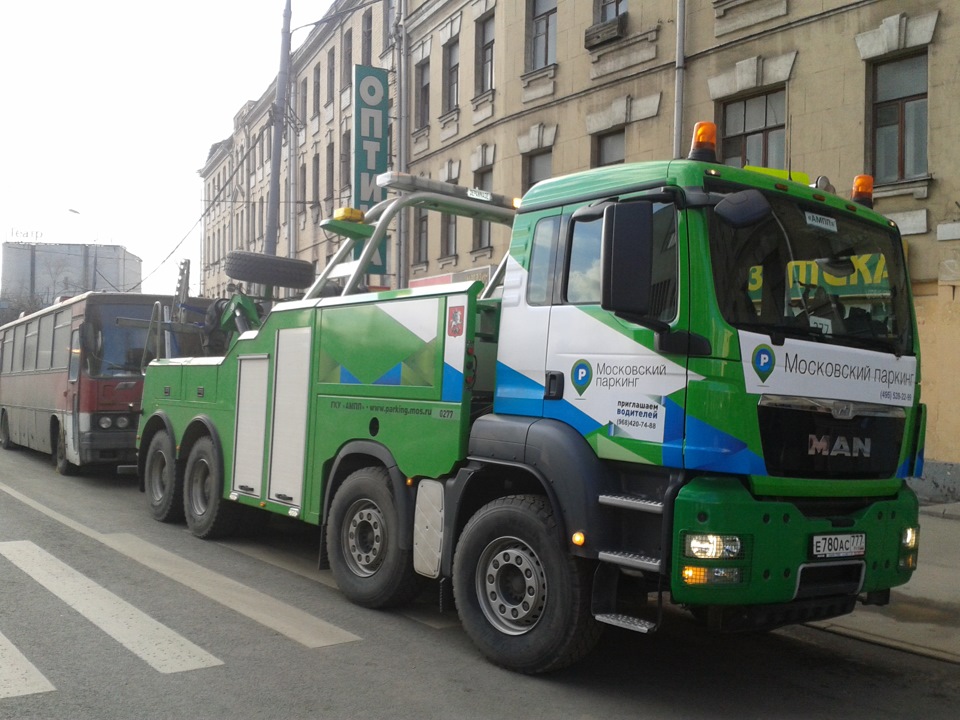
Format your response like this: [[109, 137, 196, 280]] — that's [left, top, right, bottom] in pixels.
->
[[0, 292, 206, 474]]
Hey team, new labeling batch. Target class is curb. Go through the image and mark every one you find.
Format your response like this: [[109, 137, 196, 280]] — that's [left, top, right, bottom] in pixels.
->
[[919, 504, 960, 522]]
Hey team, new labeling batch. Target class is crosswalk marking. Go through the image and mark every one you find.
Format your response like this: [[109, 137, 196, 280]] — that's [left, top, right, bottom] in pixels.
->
[[0, 541, 223, 674], [100, 533, 361, 648], [0, 630, 55, 700]]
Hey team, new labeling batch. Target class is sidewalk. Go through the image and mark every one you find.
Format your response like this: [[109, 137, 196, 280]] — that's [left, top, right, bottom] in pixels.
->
[[808, 502, 960, 664]]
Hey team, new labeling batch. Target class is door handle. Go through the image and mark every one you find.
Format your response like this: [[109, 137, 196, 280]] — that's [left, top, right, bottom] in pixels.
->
[[544, 371, 564, 400]]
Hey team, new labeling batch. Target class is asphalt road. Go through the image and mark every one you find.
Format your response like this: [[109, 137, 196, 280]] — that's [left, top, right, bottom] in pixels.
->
[[1, 446, 958, 720]]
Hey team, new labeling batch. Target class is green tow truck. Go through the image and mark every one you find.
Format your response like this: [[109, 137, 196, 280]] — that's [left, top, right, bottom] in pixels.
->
[[138, 122, 924, 673]]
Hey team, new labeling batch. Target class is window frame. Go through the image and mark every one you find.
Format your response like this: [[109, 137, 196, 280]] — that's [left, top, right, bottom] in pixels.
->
[[871, 53, 928, 184]]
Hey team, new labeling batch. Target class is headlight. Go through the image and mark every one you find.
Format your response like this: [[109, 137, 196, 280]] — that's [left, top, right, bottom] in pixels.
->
[[901, 526, 919, 550], [116, 416, 130, 429], [684, 533, 743, 559], [98, 416, 113, 429]]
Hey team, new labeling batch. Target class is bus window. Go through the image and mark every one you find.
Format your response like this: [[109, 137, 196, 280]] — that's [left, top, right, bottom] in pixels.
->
[[1, 331, 11, 374], [52, 310, 71, 369], [12, 325, 25, 373], [68, 329, 81, 382], [38, 314, 54, 370]]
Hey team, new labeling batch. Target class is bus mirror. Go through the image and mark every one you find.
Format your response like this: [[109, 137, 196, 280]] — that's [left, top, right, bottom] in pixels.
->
[[715, 189, 771, 229], [601, 201, 655, 318], [80, 322, 98, 353]]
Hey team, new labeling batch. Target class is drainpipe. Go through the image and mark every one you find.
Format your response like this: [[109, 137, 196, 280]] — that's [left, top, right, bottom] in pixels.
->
[[396, 0, 408, 289], [672, 0, 686, 159]]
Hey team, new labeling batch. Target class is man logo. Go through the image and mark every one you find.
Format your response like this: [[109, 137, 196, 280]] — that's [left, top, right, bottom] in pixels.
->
[[752, 344, 775, 383], [571, 360, 592, 396]]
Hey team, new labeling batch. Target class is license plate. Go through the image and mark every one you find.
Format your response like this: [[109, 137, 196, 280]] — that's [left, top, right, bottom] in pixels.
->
[[812, 533, 866, 559]]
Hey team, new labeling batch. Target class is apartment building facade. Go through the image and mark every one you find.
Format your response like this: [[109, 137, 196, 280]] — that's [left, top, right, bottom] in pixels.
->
[[199, 0, 959, 478]]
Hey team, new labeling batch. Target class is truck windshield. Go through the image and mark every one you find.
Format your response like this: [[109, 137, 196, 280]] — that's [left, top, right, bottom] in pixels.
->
[[708, 193, 913, 356]]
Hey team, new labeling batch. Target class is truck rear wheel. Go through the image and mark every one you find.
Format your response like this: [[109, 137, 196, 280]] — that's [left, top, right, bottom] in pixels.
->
[[144, 430, 184, 523], [326, 467, 421, 608], [183, 436, 237, 539], [452, 494, 601, 674]]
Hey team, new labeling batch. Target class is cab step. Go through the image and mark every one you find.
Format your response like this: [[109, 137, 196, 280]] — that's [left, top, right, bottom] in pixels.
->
[[598, 550, 661, 573], [598, 494, 663, 514], [594, 613, 658, 634]]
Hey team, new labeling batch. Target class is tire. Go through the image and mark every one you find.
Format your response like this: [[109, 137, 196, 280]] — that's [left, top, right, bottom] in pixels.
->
[[54, 424, 77, 476], [326, 466, 421, 609], [0, 411, 19, 450], [224, 251, 315, 289], [452, 494, 602, 674], [183, 436, 238, 539], [144, 430, 184, 523]]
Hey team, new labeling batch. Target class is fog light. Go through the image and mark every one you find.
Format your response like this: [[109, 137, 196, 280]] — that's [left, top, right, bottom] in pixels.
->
[[901, 526, 918, 550], [899, 552, 917, 570], [684, 533, 742, 559], [682, 566, 742, 585], [98, 416, 113, 429]]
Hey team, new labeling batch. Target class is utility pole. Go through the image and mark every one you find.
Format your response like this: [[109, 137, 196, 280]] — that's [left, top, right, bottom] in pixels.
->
[[265, 0, 293, 258]]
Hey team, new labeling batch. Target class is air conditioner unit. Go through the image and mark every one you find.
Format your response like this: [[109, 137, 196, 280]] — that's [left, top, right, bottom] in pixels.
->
[[584, 13, 628, 50]]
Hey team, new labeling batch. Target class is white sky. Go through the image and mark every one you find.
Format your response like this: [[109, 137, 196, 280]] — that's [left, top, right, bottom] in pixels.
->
[[0, 0, 331, 295]]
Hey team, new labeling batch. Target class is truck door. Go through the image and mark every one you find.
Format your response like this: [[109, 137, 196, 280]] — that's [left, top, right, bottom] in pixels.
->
[[541, 200, 689, 467]]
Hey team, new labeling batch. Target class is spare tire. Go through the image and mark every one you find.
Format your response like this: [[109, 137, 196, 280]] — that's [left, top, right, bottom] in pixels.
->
[[224, 251, 315, 289]]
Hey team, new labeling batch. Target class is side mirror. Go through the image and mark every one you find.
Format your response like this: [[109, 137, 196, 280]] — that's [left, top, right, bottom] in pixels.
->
[[714, 189, 771, 229], [600, 201, 655, 318]]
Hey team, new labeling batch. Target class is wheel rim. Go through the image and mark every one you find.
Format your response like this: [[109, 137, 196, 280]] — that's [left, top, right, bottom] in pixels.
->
[[475, 536, 547, 636], [188, 457, 213, 517], [341, 498, 386, 578], [146, 446, 170, 504]]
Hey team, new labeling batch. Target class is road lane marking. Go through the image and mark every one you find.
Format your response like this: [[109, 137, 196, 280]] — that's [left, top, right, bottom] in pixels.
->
[[101, 533, 360, 648], [0, 630, 56, 699], [0, 541, 222, 674]]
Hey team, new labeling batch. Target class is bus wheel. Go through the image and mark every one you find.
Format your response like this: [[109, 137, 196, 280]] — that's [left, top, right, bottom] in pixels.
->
[[327, 466, 421, 608], [0, 412, 19, 450], [452, 494, 601, 674], [183, 436, 237, 539], [144, 431, 184, 523], [54, 425, 77, 476]]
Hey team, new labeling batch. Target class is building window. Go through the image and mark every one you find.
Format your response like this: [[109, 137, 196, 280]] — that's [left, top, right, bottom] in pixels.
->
[[873, 54, 927, 184], [598, 0, 626, 22], [361, 9, 373, 66], [414, 208, 429, 264], [299, 78, 308, 121], [415, 60, 430, 129], [384, 0, 397, 49], [298, 164, 307, 211], [341, 130, 352, 190], [473, 169, 493, 249], [524, 150, 553, 193], [342, 30, 353, 87], [442, 213, 457, 257], [530, 0, 557, 71], [477, 14, 495, 94], [443, 39, 460, 113], [312, 153, 320, 204], [721, 89, 785, 169], [326, 48, 336, 105], [313, 64, 322, 115], [325, 142, 335, 199], [594, 129, 625, 167]]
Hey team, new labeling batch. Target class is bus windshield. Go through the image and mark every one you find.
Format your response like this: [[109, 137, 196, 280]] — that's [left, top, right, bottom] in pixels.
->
[[708, 193, 914, 357], [85, 303, 158, 376]]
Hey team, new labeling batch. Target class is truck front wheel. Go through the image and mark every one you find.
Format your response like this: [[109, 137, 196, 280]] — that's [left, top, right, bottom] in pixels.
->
[[453, 494, 601, 674], [327, 467, 421, 608]]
